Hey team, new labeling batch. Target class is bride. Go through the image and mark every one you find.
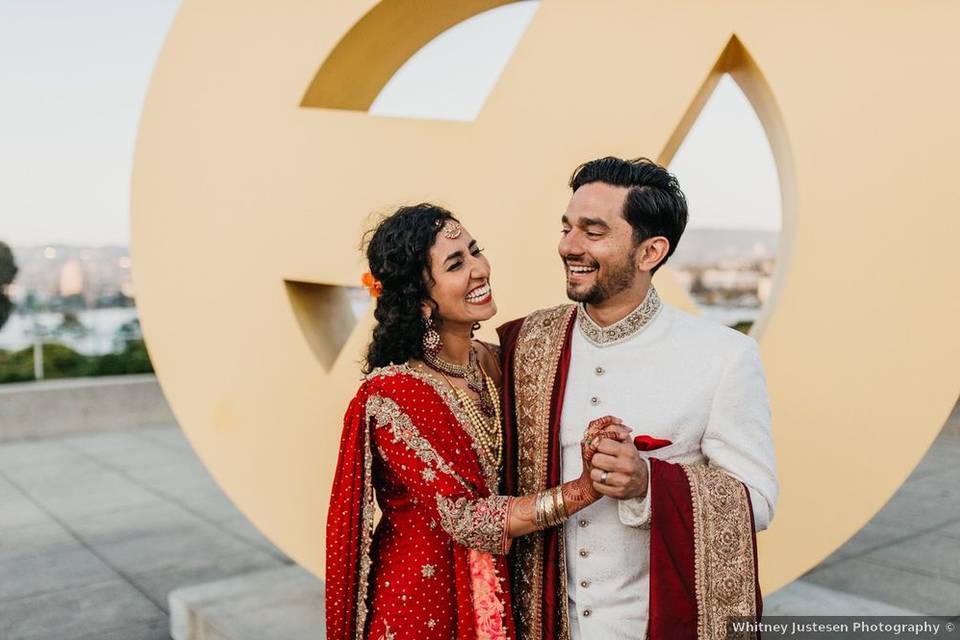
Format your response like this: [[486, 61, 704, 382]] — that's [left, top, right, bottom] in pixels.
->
[[325, 203, 629, 640]]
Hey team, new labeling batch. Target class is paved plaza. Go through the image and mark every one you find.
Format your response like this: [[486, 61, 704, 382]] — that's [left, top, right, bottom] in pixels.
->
[[764, 398, 960, 619], [0, 427, 291, 639], [1, 400, 958, 638]]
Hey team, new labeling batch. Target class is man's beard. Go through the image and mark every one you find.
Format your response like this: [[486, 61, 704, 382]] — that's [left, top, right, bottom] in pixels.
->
[[566, 246, 637, 305]]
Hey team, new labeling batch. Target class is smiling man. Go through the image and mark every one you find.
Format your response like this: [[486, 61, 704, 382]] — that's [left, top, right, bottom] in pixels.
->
[[497, 156, 778, 640]]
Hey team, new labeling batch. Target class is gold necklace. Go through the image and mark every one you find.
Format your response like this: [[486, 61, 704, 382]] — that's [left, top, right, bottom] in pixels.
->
[[454, 378, 502, 470], [423, 347, 484, 395], [438, 370, 503, 470]]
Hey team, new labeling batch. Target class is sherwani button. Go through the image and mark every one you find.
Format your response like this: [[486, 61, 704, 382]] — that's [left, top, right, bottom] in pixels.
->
[[578, 519, 589, 527], [580, 580, 590, 588], [582, 609, 592, 617], [595, 366, 605, 375], [590, 396, 599, 405], [578, 548, 590, 558]]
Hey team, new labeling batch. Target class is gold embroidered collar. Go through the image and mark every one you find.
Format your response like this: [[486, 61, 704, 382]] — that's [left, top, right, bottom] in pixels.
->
[[576, 286, 662, 347]]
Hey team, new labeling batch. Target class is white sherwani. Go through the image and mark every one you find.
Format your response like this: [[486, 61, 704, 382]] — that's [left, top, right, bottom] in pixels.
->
[[559, 297, 778, 640]]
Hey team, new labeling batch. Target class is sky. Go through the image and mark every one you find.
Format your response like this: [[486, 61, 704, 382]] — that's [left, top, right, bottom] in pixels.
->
[[0, 0, 181, 248], [0, 0, 780, 249]]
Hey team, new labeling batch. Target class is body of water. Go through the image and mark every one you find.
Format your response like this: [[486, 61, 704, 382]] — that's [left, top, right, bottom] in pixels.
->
[[0, 308, 140, 356], [699, 305, 761, 327], [0, 302, 756, 358]]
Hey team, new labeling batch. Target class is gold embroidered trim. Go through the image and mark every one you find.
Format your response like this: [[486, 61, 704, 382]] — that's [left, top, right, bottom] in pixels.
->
[[513, 305, 576, 495], [354, 396, 376, 640], [374, 621, 395, 640], [366, 394, 472, 493], [436, 494, 511, 555], [557, 526, 571, 638], [366, 364, 498, 493], [684, 465, 758, 640], [576, 285, 661, 347], [509, 304, 576, 640], [364, 372, 511, 556]]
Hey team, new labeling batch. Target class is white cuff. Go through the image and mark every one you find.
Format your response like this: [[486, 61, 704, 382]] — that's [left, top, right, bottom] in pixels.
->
[[617, 457, 652, 529]]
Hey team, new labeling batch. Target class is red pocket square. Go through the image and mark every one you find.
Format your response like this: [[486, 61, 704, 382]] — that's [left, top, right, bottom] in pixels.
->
[[633, 435, 672, 451]]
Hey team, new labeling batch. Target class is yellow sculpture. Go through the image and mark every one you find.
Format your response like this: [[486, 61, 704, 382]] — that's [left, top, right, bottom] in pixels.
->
[[131, 0, 960, 592]]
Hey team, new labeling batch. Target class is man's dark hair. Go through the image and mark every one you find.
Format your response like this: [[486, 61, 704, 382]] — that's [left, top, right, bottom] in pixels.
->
[[569, 156, 688, 273]]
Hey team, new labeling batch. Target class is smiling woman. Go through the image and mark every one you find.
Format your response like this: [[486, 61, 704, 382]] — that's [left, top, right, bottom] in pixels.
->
[[326, 202, 630, 640], [360, 203, 481, 372]]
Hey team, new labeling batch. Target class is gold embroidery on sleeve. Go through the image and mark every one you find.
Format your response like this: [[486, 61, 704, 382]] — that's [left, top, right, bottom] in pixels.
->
[[436, 494, 512, 555]]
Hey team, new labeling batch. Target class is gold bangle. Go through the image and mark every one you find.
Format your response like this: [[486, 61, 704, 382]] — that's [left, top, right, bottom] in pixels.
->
[[551, 486, 564, 525], [534, 486, 571, 531], [553, 486, 569, 522], [535, 490, 550, 529], [547, 487, 560, 527], [542, 489, 558, 528]]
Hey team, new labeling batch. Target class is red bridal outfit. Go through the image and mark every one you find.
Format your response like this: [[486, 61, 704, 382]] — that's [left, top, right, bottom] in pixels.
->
[[326, 365, 517, 640]]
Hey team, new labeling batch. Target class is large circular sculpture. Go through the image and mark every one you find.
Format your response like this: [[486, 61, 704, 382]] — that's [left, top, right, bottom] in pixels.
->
[[132, 0, 960, 590]]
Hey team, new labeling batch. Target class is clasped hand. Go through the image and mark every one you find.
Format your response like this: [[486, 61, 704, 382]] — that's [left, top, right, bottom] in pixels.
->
[[579, 415, 649, 500]]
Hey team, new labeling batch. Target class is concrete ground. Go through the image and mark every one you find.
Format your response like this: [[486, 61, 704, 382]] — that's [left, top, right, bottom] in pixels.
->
[[765, 398, 960, 620], [1, 400, 958, 639], [0, 427, 292, 640]]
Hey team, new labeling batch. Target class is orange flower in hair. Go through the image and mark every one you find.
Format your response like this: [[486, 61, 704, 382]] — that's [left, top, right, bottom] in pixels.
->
[[361, 272, 383, 298]]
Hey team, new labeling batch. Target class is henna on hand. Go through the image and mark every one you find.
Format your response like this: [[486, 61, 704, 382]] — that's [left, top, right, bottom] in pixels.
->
[[505, 417, 628, 539], [506, 478, 602, 538], [581, 418, 616, 460], [582, 429, 622, 465], [588, 415, 619, 430], [513, 495, 536, 522], [581, 417, 631, 469], [563, 475, 602, 506]]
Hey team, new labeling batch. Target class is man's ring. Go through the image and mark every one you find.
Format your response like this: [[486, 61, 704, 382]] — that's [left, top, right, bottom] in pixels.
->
[[600, 470, 609, 485]]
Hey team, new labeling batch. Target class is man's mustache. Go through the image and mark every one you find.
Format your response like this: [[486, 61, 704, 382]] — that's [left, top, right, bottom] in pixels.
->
[[563, 258, 599, 268]]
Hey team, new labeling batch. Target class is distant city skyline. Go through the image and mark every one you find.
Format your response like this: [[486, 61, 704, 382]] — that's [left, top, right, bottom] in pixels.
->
[[1, 1, 780, 248]]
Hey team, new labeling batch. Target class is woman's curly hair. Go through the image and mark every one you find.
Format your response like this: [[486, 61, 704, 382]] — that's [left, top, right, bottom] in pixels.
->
[[362, 203, 457, 373]]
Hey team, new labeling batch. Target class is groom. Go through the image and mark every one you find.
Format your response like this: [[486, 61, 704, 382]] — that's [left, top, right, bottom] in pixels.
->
[[498, 156, 778, 640]]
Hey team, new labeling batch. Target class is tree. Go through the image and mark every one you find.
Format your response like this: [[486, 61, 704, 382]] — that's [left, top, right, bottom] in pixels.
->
[[57, 311, 88, 337], [0, 241, 17, 331]]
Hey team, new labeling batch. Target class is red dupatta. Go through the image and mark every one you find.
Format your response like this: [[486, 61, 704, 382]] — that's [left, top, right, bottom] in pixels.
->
[[326, 389, 377, 640]]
